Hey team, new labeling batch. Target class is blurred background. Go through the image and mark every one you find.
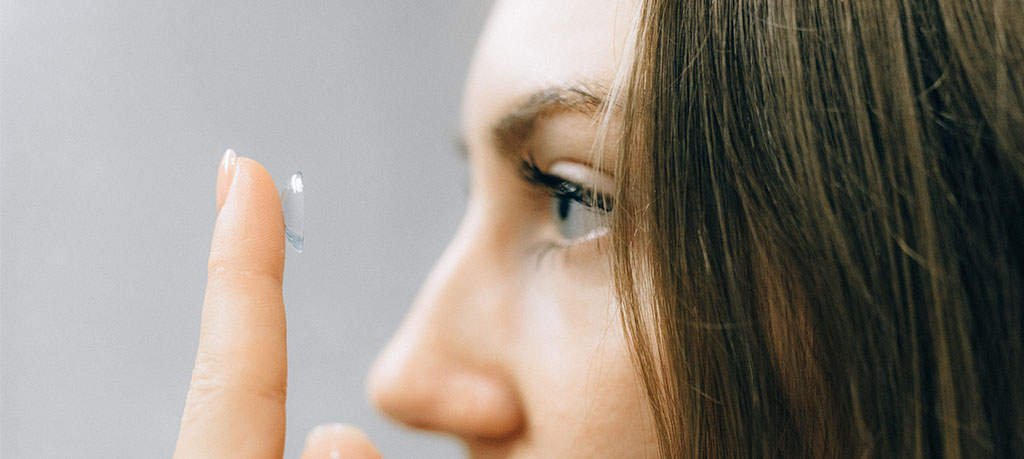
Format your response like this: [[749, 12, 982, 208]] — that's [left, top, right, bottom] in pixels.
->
[[0, 0, 492, 456]]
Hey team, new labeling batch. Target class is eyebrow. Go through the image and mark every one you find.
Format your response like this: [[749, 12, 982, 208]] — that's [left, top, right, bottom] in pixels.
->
[[457, 84, 606, 162]]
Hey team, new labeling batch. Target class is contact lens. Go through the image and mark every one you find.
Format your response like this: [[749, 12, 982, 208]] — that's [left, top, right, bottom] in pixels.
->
[[281, 171, 304, 252]]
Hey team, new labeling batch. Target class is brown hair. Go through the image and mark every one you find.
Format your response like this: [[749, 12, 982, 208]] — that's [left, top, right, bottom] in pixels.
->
[[612, 0, 1024, 456]]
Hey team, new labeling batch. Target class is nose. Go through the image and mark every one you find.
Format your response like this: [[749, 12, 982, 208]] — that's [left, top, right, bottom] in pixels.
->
[[367, 211, 525, 441]]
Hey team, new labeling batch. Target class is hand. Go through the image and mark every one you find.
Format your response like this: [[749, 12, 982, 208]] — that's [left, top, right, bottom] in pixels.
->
[[173, 151, 382, 459]]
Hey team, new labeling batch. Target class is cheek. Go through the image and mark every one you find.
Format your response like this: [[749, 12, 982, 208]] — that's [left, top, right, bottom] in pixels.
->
[[513, 265, 656, 455]]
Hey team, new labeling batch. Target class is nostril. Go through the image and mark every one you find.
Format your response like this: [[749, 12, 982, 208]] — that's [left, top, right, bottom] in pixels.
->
[[367, 343, 525, 441]]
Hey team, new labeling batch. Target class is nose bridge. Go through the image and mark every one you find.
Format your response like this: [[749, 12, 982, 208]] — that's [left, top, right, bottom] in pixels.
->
[[415, 208, 520, 347], [368, 205, 525, 439]]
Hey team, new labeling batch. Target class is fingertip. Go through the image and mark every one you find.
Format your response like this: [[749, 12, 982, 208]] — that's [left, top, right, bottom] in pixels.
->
[[209, 155, 286, 281], [301, 424, 383, 459]]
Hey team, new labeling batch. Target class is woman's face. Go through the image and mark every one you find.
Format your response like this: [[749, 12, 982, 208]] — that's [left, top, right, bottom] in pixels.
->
[[368, 0, 655, 457]]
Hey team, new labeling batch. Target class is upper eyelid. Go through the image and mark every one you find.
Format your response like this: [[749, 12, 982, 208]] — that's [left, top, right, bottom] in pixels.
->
[[519, 158, 562, 188], [518, 159, 613, 211]]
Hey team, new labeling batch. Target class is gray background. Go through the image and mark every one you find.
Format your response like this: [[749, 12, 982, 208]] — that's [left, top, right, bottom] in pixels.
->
[[0, 1, 492, 457]]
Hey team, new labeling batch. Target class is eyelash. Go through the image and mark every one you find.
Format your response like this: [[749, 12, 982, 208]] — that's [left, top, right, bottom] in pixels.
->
[[518, 159, 614, 212]]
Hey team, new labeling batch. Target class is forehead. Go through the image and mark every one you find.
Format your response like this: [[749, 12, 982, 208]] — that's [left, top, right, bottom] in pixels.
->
[[461, 0, 637, 146]]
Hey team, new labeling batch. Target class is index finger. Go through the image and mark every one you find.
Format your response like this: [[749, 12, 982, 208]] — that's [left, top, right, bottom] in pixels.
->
[[175, 152, 288, 459]]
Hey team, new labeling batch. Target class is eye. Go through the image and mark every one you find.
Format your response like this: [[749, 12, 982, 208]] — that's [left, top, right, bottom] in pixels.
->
[[519, 159, 613, 242], [550, 183, 611, 241]]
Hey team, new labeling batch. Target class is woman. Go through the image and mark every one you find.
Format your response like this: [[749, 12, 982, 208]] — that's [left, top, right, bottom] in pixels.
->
[[175, 0, 1024, 457]]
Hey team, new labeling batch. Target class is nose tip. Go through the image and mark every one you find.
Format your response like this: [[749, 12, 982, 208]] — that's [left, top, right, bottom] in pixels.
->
[[367, 334, 525, 440]]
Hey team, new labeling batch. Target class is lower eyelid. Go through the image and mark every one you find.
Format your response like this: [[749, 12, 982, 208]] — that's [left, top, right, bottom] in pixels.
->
[[523, 224, 611, 273], [575, 226, 610, 243], [558, 231, 612, 267]]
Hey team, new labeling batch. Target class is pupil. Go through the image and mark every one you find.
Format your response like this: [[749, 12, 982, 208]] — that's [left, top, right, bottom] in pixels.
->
[[557, 195, 571, 220]]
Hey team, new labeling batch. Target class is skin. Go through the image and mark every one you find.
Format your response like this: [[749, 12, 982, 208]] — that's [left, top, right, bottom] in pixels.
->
[[174, 0, 653, 457]]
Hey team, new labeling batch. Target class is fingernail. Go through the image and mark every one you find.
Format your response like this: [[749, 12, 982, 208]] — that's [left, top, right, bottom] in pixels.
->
[[305, 424, 324, 445], [221, 148, 238, 175], [217, 149, 239, 211], [302, 424, 381, 459], [304, 424, 343, 458]]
